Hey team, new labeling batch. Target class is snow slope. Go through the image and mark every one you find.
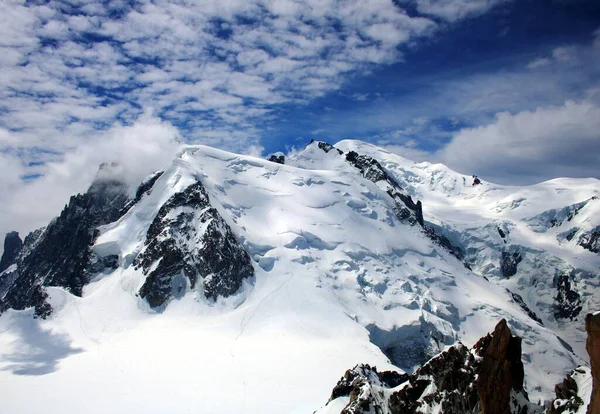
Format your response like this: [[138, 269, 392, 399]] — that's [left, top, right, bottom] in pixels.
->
[[0, 141, 591, 413], [333, 140, 600, 360]]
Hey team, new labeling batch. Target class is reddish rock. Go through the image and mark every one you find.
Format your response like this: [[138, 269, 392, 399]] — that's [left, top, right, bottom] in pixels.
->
[[477, 319, 525, 414], [586, 313, 600, 414]]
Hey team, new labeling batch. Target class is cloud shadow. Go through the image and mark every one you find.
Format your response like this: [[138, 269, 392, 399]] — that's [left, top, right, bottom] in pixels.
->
[[1, 316, 83, 376]]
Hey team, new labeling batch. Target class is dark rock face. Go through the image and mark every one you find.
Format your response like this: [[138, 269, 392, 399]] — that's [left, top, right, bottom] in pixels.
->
[[477, 319, 526, 414], [507, 289, 543, 325], [586, 313, 600, 414], [307, 142, 465, 263], [342, 148, 466, 263], [547, 367, 587, 414], [424, 226, 465, 261], [268, 154, 285, 164], [498, 227, 507, 240], [390, 342, 480, 414], [500, 250, 523, 278], [0, 231, 23, 273], [578, 226, 600, 253], [324, 319, 534, 414], [135, 181, 254, 308], [120, 170, 163, 214], [344, 150, 424, 228], [0, 163, 130, 317], [315, 140, 343, 155], [554, 272, 582, 321], [328, 364, 408, 413]]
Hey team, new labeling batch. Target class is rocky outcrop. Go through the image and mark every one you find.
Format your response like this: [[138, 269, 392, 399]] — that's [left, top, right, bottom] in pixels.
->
[[314, 140, 343, 155], [329, 364, 408, 414], [547, 367, 589, 414], [322, 319, 536, 414], [310, 141, 465, 263], [508, 289, 543, 325], [135, 181, 254, 308], [344, 150, 423, 227], [579, 226, 600, 254], [554, 272, 582, 321], [587, 313, 600, 414], [500, 250, 523, 278], [0, 163, 130, 317], [0, 231, 22, 273], [268, 153, 285, 164], [120, 170, 164, 214], [477, 319, 526, 414]]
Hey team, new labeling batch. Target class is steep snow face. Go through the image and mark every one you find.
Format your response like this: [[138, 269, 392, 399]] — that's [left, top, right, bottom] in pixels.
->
[[0, 142, 588, 414], [334, 140, 600, 361]]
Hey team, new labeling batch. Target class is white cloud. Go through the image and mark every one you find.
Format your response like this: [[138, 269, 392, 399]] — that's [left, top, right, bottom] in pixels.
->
[[0, 114, 182, 248], [526, 57, 550, 69], [0, 0, 550, 251], [411, 0, 510, 22], [0, 0, 450, 163], [437, 100, 600, 184]]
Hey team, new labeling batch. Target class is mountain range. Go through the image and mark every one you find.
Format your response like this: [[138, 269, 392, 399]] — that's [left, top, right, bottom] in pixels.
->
[[0, 139, 598, 413]]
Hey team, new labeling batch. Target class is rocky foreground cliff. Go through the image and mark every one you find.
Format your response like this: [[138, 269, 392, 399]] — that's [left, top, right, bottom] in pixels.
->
[[319, 316, 599, 414]]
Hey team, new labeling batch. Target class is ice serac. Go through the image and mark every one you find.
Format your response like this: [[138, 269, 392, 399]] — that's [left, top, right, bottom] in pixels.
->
[[134, 181, 254, 308], [331, 139, 600, 361], [320, 319, 536, 414], [0, 231, 22, 273], [586, 313, 600, 414], [0, 162, 129, 317]]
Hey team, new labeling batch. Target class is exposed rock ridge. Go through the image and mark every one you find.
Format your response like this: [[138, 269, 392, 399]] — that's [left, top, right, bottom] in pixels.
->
[[547, 367, 590, 414], [120, 170, 164, 214], [322, 319, 538, 414], [477, 319, 527, 414], [507, 289, 544, 325], [268, 153, 285, 164], [500, 250, 523, 278], [586, 313, 600, 414], [329, 364, 408, 414], [579, 226, 600, 254], [312, 141, 465, 262], [0, 231, 22, 273], [554, 271, 583, 321], [344, 150, 424, 227], [0, 163, 130, 318], [134, 180, 254, 308]]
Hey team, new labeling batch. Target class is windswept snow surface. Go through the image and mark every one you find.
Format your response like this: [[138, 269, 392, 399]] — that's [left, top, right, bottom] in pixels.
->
[[0, 142, 589, 413]]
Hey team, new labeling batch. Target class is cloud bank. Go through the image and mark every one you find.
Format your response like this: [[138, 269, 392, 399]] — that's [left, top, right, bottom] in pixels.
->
[[437, 100, 600, 184]]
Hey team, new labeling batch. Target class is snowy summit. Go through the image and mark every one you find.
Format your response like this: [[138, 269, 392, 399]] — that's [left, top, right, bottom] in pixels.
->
[[0, 140, 598, 413]]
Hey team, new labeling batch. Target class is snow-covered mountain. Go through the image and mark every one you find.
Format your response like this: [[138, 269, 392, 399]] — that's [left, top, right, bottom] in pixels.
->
[[0, 140, 597, 414]]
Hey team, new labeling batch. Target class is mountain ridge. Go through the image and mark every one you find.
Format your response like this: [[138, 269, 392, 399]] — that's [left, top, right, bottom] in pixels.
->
[[0, 139, 597, 413]]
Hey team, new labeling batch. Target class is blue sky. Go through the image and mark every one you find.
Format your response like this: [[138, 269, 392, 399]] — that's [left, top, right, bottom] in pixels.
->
[[262, 0, 600, 152], [0, 0, 599, 238]]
